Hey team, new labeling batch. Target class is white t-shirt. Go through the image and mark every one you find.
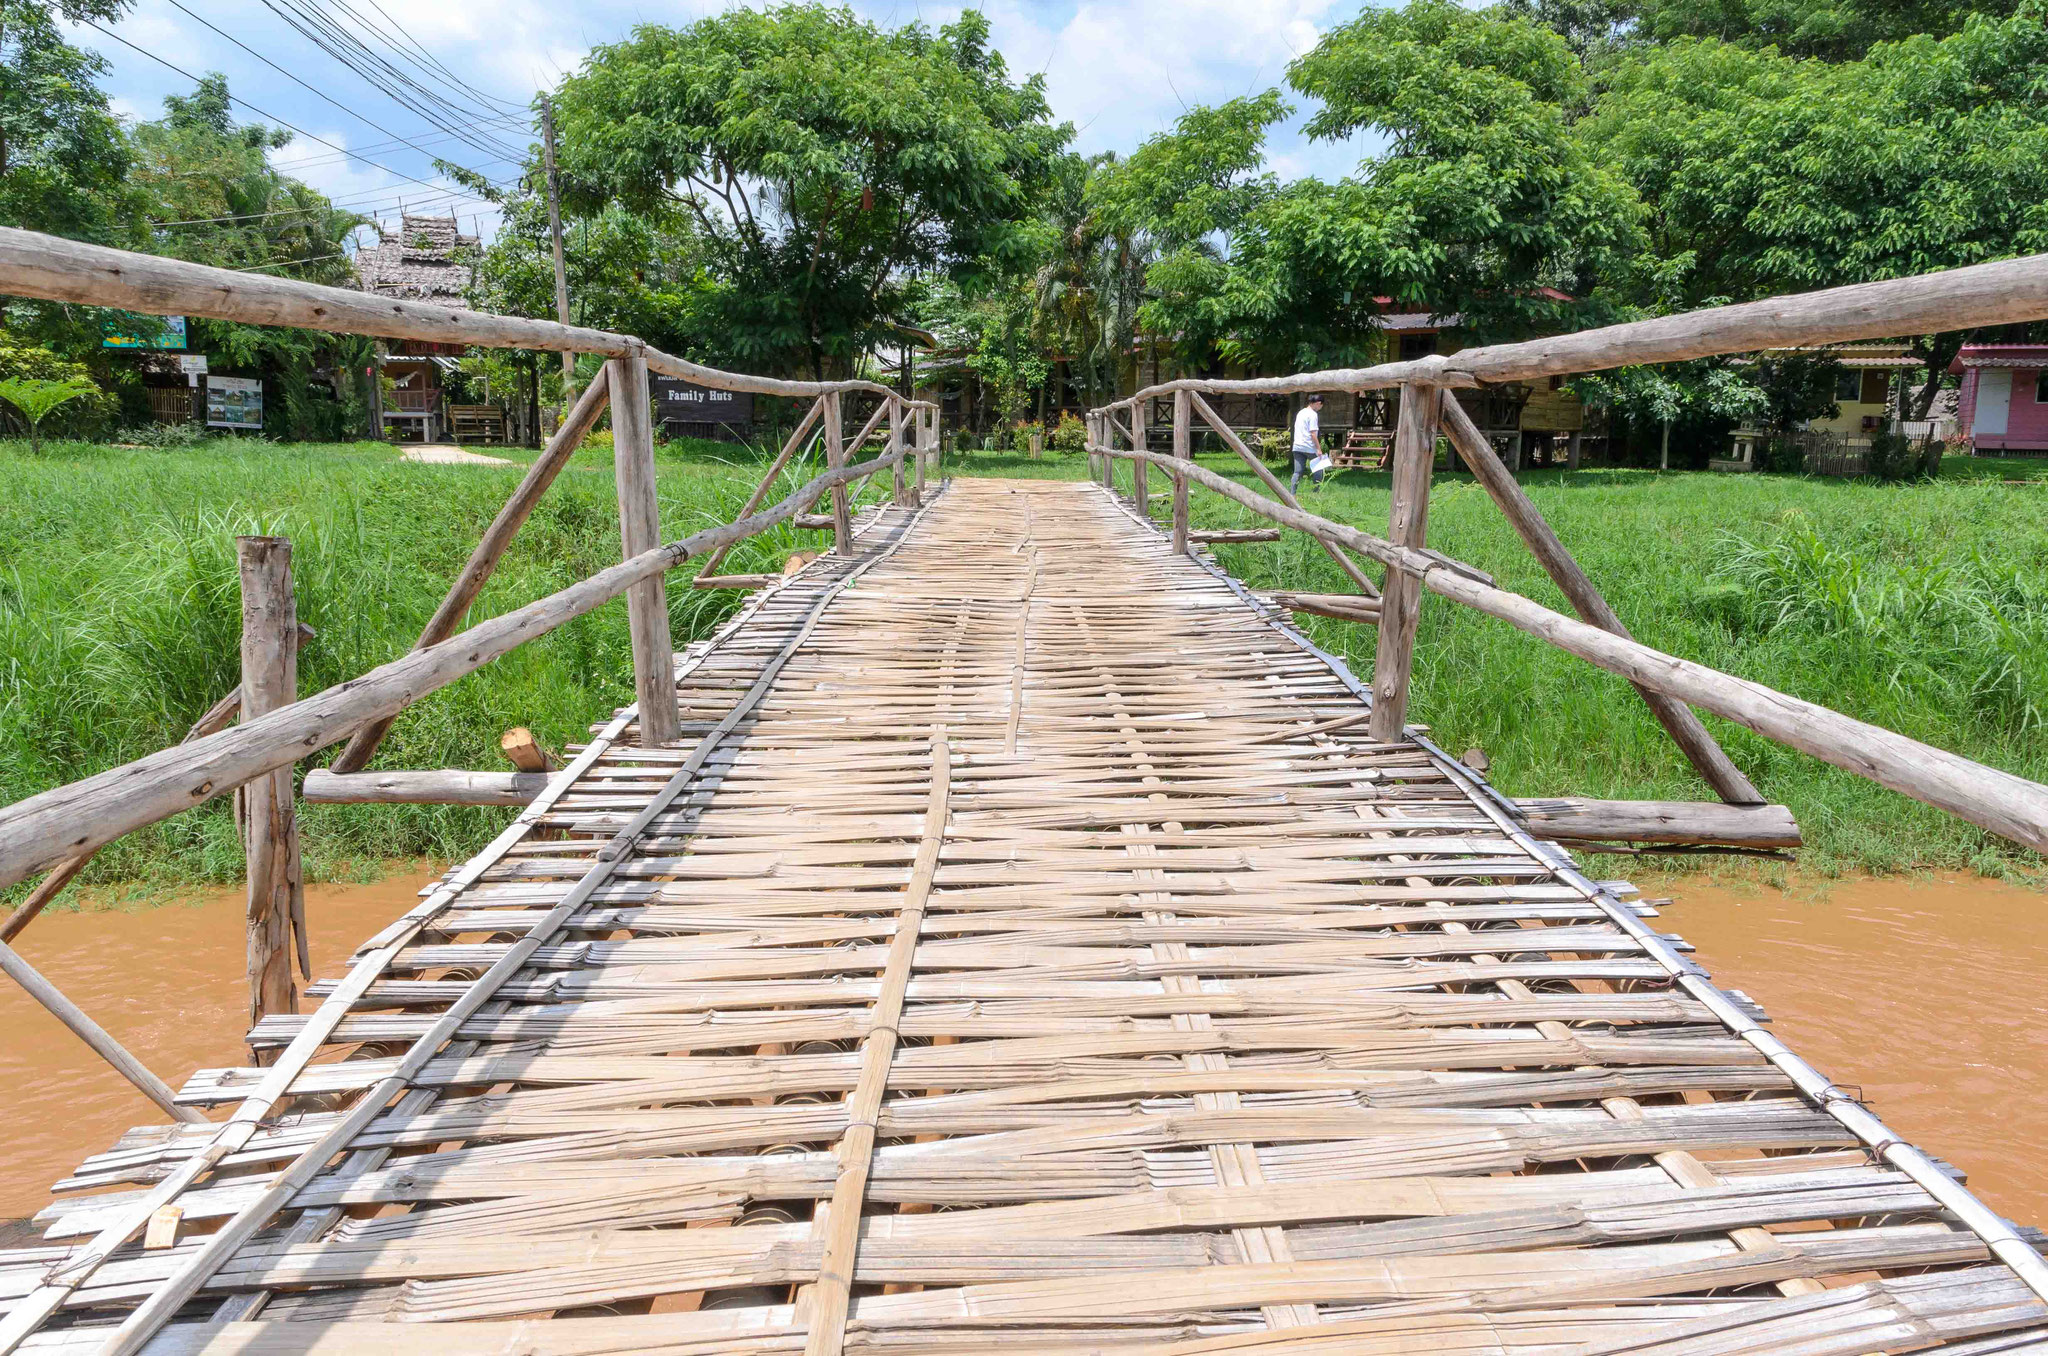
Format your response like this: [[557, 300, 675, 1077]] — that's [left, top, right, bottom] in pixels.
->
[[1292, 405, 1320, 451]]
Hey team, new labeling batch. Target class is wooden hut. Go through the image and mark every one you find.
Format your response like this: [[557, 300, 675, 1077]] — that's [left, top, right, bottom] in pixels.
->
[[1951, 344, 2048, 454], [354, 214, 504, 444]]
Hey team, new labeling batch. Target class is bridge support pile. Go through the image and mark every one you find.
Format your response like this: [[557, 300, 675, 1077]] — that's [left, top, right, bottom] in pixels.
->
[[3, 481, 2042, 1355]]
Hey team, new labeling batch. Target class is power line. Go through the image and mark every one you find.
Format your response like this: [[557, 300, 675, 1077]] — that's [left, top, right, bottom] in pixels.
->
[[156, 0, 518, 184], [78, 16, 508, 202], [355, 0, 520, 113], [148, 182, 503, 228], [257, 0, 528, 161]]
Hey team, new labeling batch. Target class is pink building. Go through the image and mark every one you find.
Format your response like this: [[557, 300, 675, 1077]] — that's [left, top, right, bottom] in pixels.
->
[[1951, 344, 2048, 453]]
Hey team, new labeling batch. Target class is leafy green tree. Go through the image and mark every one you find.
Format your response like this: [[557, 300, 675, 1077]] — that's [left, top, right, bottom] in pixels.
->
[[460, 176, 718, 379], [552, 5, 1070, 379], [0, 0, 138, 244], [1028, 152, 1148, 409], [1582, 12, 2048, 414], [0, 374, 100, 453]]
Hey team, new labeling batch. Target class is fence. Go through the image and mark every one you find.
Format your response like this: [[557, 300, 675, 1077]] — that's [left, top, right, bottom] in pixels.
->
[[1082, 253, 2048, 1311], [1083, 250, 2048, 840], [0, 225, 940, 1156]]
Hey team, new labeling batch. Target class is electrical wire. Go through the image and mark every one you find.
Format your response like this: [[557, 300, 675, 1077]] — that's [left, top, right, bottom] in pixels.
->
[[77, 16, 507, 201], [257, 0, 528, 161], [156, 0, 519, 182]]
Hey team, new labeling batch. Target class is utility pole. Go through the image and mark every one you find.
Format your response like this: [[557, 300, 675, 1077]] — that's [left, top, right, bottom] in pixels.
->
[[539, 95, 576, 407]]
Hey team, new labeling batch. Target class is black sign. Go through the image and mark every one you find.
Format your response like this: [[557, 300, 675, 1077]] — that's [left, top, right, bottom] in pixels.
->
[[651, 377, 753, 426]]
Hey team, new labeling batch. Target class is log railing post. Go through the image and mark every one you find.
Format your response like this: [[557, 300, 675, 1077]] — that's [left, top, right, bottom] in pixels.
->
[[823, 390, 853, 555], [889, 396, 909, 507], [236, 535, 301, 1049], [1171, 389, 1191, 553], [1132, 398, 1149, 519], [606, 348, 681, 747], [915, 407, 929, 501], [1369, 382, 1442, 742]]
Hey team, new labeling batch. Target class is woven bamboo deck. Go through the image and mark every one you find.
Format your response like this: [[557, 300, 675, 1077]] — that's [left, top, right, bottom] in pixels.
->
[[9, 477, 2044, 1354]]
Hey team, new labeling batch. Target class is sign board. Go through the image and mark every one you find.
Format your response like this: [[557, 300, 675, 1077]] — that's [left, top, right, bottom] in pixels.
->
[[205, 375, 263, 431], [650, 377, 752, 427], [178, 355, 208, 386], [104, 316, 188, 350]]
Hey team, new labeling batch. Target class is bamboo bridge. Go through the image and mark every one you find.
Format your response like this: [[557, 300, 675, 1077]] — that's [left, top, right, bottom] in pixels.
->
[[4, 227, 2048, 1353]]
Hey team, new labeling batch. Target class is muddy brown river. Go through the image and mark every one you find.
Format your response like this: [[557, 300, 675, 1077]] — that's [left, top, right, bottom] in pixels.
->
[[0, 868, 2041, 1225]]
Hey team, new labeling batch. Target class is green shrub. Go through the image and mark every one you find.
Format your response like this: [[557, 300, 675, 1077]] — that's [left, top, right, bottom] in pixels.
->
[[1050, 413, 1087, 453], [1865, 421, 1919, 482]]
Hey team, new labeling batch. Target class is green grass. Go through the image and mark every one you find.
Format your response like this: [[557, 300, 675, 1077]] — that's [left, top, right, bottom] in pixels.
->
[[2, 433, 2041, 901], [946, 445, 2048, 878], [0, 432, 878, 901]]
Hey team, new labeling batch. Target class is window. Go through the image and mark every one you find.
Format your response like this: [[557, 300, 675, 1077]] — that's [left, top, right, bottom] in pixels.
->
[[1398, 333, 1436, 362], [1833, 370, 1862, 402], [2035, 369, 2048, 403]]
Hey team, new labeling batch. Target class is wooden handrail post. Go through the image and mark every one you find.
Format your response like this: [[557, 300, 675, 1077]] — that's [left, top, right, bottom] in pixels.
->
[[889, 396, 909, 507], [1437, 396, 1763, 803], [606, 348, 681, 746], [914, 407, 929, 501], [236, 536, 301, 1048], [1369, 382, 1443, 742], [1171, 389, 1192, 553], [823, 390, 853, 555], [1132, 398, 1149, 519]]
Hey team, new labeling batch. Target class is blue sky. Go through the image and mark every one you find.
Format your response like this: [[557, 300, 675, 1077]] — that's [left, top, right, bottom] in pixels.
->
[[70, 0, 1382, 244]]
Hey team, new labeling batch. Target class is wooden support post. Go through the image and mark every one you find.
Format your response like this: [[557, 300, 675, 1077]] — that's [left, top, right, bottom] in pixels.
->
[[1171, 389, 1191, 553], [236, 536, 300, 1047], [606, 349, 681, 747], [0, 939, 207, 1124], [1438, 396, 1763, 804], [889, 397, 908, 507], [1369, 382, 1442, 742], [1567, 429, 1583, 470], [1131, 398, 1148, 519], [823, 390, 853, 556], [916, 408, 930, 499]]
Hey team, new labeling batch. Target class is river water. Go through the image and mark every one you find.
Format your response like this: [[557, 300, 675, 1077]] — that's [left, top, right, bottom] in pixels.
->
[[0, 869, 2041, 1226]]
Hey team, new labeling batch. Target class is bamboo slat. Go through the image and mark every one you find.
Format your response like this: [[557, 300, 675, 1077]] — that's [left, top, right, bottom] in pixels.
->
[[3, 479, 2038, 1356]]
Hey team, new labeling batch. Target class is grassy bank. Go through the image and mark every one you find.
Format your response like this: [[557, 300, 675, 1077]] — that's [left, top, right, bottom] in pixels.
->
[[948, 447, 2048, 877], [1, 433, 2041, 898], [0, 432, 862, 898]]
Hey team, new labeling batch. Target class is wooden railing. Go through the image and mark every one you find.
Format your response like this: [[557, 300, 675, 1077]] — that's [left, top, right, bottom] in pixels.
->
[[1086, 254, 2048, 1308], [0, 226, 941, 1126], [1085, 251, 2048, 854]]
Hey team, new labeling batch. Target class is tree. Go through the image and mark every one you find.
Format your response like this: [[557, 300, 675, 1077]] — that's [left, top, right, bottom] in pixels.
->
[[1582, 12, 2048, 414], [553, 5, 1070, 379], [0, 374, 100, 454], [1088, 94, 1290, 372], [0, 0, 138, 245]]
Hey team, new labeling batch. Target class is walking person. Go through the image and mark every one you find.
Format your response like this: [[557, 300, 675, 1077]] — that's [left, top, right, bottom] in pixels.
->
[[1291, 393, 1327, 494]]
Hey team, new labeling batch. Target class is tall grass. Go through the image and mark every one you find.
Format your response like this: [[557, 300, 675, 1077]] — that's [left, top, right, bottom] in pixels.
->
[[3, 434, 2042, 895], [945, 447, 2048, 877], [0, 434, 879, 898]]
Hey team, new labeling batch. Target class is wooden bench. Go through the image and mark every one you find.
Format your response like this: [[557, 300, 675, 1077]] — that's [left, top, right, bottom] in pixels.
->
[[449, 404, 507, 445]]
